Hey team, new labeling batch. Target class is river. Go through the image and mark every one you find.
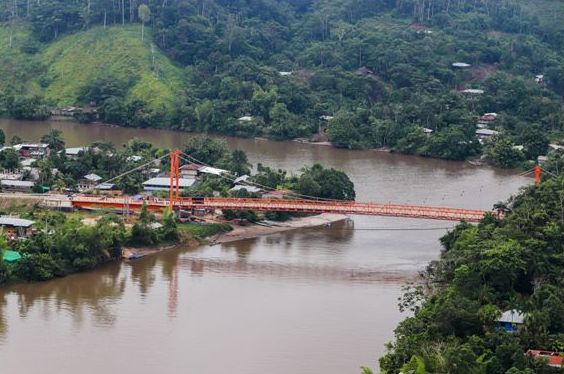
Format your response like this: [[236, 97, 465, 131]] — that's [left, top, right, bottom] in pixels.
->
[[0, 119, 530, 374]]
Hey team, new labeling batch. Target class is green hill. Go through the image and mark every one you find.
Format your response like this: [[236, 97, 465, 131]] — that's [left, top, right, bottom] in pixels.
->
[[42, 25, 183, 112], [0, 23, 182, 118], [0, 24, 42, 96], [1, 0, 564, 162]]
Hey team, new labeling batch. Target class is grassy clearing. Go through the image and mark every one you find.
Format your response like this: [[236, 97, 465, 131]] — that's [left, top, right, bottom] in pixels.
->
[[42, 25, 183, 111], [178, 223, 232, 239], [0, 23, 183, 112]]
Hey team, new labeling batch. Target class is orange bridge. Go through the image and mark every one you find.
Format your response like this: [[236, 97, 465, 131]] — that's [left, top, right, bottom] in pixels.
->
[[71, 196, 494, 222]]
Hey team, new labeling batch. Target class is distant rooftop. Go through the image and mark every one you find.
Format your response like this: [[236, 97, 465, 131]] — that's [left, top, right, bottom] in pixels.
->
[[64, 147, 89, 156], [83, 173, 103, 182], [476, 129, 499, 136], [497, 309, 525, 324], [0, 216, 35, 228], [230, 185, 262, 193], [452, 62, 471, 68], [1, 180, 35, 188], [143, 177, 196, 189], [462, 89, 485, 94]]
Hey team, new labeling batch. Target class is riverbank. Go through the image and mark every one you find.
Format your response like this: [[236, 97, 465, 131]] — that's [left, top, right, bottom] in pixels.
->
[[121, 213, 349, 259], [210, 213, 349, 244]]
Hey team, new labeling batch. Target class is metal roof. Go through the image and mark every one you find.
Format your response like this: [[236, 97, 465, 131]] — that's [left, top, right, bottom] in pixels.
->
[[1, 180, 35, 187], [64, 147, 89, 155], [234, 175, 250, 184], [230, 185, 262, 193], [95, 183, 117, 190], [498, 309, 525, 324], [84, 173, 102, 182], [0, 216, 35, 227], [143, 177, 196, 188], [198, 166, 228, 176], [476, 129, 499, 136]]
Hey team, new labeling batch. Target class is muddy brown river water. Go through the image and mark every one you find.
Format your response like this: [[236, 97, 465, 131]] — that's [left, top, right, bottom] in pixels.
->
[[0, 119, 530, 373]]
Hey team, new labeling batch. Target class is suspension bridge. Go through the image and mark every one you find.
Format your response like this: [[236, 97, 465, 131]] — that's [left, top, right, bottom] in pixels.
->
[[67, 149, 531, 223], [3, 150, 541, 222]]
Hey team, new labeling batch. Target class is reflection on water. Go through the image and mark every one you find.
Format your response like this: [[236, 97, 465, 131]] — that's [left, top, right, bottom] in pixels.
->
[[0, 119, 533, 374]]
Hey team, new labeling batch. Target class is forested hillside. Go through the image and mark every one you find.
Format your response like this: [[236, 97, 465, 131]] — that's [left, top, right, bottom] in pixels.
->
[[377, 154, 564, 373], [1, 0, 564, 161]]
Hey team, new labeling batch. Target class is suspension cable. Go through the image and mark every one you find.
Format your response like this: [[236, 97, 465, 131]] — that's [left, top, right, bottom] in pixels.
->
[[179, 152, 351, 203], [79, 153, 169, 195]]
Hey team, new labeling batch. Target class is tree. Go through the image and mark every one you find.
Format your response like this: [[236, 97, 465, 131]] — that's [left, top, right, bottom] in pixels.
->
[[229, 149, 251, 176], [519, 126, 549, 161], [0, 148, 20, 170], [138, 4, 150, 41], [183, 136, 228, 166], [297, 164, 356, 200], [40, 129, 65, 151], [0, 129, 5, 146], [485, 136, 524, 168], [0, 235, 9, 284], [10, 135, 23, 146], [326, 111, 362, 149]]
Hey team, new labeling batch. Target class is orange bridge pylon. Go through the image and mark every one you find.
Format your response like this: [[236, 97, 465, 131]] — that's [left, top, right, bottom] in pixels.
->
[[169, 150, 181, 208]]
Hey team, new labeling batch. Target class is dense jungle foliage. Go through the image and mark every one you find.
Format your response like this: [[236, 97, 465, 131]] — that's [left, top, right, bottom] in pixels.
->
[[376, 153, 564, 373], [0, 0, 564, 162]]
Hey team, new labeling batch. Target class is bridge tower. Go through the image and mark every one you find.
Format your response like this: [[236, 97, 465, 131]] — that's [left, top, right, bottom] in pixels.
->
[[535, 165, 541, 187], [169, 150, 181, 208]]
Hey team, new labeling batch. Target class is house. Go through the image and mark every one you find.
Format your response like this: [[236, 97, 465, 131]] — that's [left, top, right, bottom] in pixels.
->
[[64, 147, 89, 158], [279, 71, 292, 76], [95, 183, 121, 196], [50, 106, 76, 116], [538, 155, 548, 164], [497, 309, 525, 332], [526, 350, 563, 368], [421, 127, 434, 135], [126, 155, 143, 163], [461, 89, 485, 94], [480, 113, 498, 122], [452, 62, 471, 68], [0, 180, 35, 193], [355, 66, 376, 77], [476, 129, 499, 141], [143, 177, 196, 192], [0, 216, 35, 239], [319, 115, 334, 121], [145, 168, 162, 178], [230, 185, 262, 194], [148, 222, 164, 230], [535, 74, 544, 84], [0, 170, 24, 181], [21, 158, 36, 167], [549, 144, 564, 152], [179, 163, 201, 178], [79, 173, 103, 191], [238, 116, 253, 123], [13, 143, 49, 158], [234, 175, 250, 184]]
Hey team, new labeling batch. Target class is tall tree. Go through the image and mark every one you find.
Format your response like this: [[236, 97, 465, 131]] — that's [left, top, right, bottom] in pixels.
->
[[138, 4, 150, 41]]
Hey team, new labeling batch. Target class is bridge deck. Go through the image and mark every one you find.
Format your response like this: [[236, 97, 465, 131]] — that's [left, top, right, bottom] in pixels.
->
[[71, 196, 492, 222]]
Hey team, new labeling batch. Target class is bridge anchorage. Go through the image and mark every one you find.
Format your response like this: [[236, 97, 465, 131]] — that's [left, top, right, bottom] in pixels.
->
[[64, 149, 521, 223]]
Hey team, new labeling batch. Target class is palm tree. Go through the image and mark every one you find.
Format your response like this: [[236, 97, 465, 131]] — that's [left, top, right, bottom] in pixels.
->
[[40, 129, 65, 151]]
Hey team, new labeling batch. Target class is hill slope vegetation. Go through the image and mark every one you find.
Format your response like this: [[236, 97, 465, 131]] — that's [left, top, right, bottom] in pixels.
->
[[0, 0, 563, 161]]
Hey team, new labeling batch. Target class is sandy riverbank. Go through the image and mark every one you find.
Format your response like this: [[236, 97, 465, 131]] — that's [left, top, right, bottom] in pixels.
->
[[209, 213, 349, 244], [121, 213, 348, 258]]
